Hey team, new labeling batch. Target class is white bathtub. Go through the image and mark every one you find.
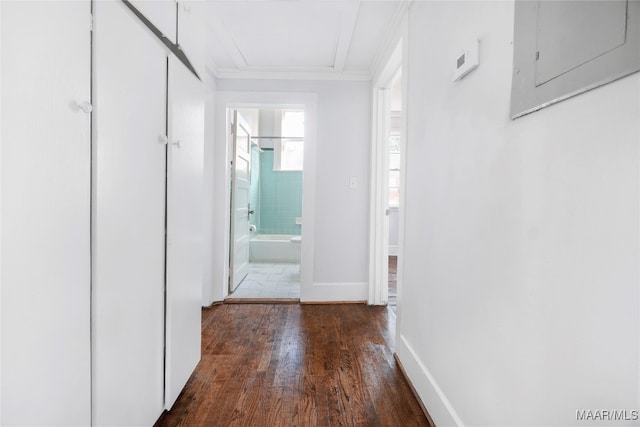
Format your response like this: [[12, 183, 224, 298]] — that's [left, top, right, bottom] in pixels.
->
[[250, 234, 301, 263]]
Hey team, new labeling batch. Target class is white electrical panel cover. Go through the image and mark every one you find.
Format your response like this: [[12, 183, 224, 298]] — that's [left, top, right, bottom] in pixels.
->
[[511, 0, 640, 118]]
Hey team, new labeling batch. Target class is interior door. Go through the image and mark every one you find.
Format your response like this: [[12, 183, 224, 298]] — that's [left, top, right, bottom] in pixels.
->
[[93, 2, 166, 425], [165, 56, 204, 409], [229, 111, 252, 293]]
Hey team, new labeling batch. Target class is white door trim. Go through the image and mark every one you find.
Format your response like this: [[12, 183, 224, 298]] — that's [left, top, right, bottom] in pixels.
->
[[211, 91, 317, 302], [0, 3, 4, 421], [368, 87, 391, 305], [368, 39, 405, 306]]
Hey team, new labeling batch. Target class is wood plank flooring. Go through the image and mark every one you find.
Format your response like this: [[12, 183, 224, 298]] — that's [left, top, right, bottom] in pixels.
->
[[388, 256, 397, 309], [155, 303, 430, 426]]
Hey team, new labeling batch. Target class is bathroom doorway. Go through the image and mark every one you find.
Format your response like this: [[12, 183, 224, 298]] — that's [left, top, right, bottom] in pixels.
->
[[227, 108, 305, 301]]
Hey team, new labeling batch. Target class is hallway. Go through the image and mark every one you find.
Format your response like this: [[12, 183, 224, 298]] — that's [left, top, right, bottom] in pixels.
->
[[2, 1, 637, 425], [155, 303, 431, 426]]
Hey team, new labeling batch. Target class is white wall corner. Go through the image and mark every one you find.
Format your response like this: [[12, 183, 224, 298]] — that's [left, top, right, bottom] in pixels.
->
[[203, 65, 218, 94], [396, 335, 465, 427], [202, 92, 217, 307], [301, 282, 368, 303]]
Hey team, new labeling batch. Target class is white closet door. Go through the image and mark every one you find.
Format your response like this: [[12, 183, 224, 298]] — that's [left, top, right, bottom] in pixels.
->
[[165, 57, 204, 409], [93, 2, 166, 425], [1, 1, 91, 425]]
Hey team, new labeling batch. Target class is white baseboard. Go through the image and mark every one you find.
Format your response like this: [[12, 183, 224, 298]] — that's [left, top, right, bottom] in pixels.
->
[[396, 334, 464, 427], [301, 282, 368, 302], [389, 245, 399, 256]]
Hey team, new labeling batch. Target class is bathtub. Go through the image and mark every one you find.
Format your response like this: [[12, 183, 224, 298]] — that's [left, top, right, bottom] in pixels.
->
[[250, 234, 301, 263]]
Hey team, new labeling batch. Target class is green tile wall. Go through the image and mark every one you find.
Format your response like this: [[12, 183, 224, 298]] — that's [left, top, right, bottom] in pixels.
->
[[258, 150, 302, 235]]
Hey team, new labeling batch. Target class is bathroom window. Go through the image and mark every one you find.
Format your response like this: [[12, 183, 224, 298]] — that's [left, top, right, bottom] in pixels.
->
[[389, 134, 400, 208], [275, 110, 304, 171], [280, 138, 304, 171]]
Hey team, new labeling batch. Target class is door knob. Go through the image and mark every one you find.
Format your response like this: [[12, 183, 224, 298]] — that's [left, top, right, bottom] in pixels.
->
[[77, 101, 93, 114], [248, 210, 255, 215], [172, 140, 181, 148]]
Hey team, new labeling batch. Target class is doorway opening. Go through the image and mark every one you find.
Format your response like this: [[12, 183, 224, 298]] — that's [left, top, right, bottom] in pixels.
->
[[227, 108, 305, 301], [369, 38, 405, 308], [387, 71, 402, 309], [208, 91, 316, 304]]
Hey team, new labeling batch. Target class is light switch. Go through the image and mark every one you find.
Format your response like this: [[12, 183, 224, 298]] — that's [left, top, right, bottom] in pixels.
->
[[349, 176, 358, 190]]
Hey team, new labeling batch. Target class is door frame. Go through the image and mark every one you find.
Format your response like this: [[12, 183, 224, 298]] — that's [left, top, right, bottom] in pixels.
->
[[228, 110, 252, 293], [0, 4, 4, 420], [212, 91, 317, 302], [368, 38, 407, 306]]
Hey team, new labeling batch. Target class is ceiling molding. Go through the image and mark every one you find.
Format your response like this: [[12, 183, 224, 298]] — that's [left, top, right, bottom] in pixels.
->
[[213, 68, 371, 82], [225, 65, 340, 74], [333, 1, 361, 72], [203, 0, 408, 83], [368, 0, 410, 81]]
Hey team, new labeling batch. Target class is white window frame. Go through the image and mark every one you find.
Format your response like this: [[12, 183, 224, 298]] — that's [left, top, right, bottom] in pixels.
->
[[274, 109, 304, 172]]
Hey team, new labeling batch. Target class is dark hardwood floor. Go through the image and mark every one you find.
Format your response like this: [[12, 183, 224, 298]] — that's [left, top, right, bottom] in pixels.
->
[[155, 303, 430, 426], [388, 256, 397, 308]]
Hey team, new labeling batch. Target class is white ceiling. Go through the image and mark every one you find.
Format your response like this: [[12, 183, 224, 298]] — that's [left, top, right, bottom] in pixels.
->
[[201, 1, 405, 81]]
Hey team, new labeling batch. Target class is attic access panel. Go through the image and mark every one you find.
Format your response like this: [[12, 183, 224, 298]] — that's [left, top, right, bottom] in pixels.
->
[[511, 0, 640, 119]]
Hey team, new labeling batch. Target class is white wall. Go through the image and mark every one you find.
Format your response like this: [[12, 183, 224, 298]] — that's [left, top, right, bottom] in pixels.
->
[[203, 80, 217, 306], [212, 79, 371, 300], [398, 2, 639, 426]]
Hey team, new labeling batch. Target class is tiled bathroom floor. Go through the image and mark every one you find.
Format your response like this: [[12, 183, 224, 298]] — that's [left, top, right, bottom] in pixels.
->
[[227, 262, 300, 300]]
